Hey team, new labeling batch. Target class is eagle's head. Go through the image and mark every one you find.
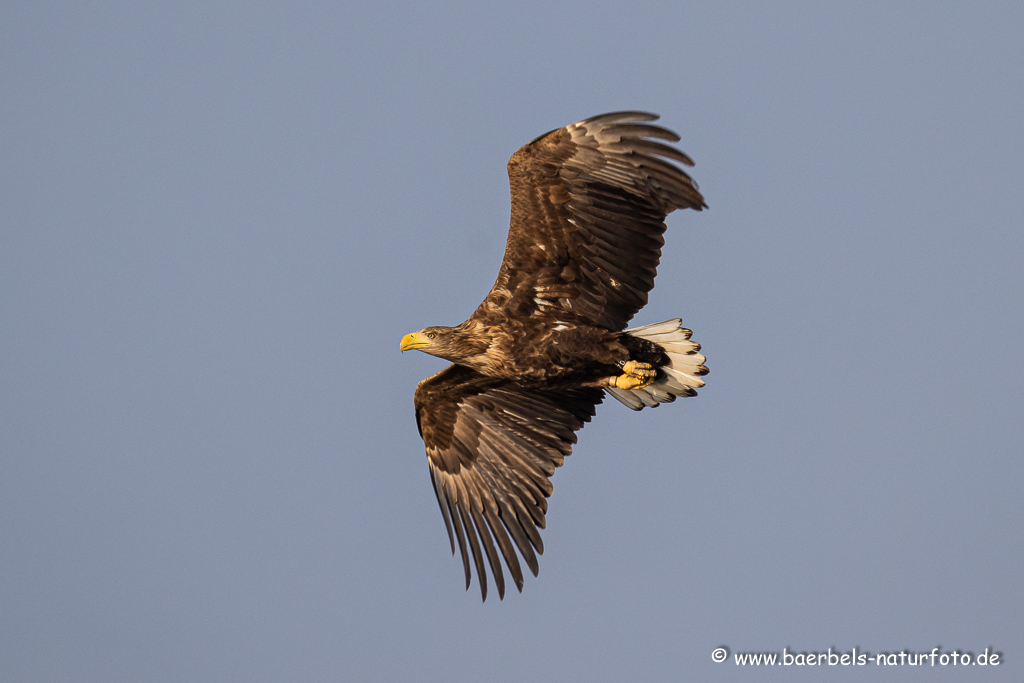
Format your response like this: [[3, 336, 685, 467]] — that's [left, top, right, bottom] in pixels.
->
[[399, 326, 461, 360]]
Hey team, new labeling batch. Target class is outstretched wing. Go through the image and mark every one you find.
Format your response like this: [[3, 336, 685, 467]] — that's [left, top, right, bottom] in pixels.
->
[[477, 111, 706, 331], [414, 364, 603, 601]]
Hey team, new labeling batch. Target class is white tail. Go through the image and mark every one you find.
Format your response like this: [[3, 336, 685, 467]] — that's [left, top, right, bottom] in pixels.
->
[[606, 319, 708, 410]]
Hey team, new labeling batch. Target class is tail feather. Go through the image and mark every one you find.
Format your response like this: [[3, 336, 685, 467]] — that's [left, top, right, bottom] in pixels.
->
[[607, 318, 708, 411]]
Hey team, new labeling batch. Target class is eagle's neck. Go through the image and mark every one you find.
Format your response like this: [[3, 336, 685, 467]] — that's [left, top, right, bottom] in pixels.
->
[[438, 320, 497, 371]]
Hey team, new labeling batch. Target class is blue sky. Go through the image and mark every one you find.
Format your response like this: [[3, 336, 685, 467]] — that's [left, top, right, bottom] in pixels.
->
[[3, 2, 1022, 681]]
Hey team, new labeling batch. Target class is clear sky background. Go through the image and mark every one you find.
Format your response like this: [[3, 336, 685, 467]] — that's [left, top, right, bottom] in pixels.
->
[[3, 2, 1022, 681]]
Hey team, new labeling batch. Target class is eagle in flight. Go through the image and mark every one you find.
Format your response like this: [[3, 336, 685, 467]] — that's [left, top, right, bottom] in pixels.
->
[[401, 112, 707, 600]]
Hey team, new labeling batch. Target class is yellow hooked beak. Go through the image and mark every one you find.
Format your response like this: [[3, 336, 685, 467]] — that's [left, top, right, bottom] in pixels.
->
[[400, 332, 430, 352]]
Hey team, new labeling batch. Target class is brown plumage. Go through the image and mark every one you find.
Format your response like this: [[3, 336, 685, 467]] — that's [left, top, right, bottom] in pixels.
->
[[401, 112, 708, 600]]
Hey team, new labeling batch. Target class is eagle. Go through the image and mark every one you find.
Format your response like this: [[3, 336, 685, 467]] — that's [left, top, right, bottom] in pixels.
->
[[400, 111, 708, 600]]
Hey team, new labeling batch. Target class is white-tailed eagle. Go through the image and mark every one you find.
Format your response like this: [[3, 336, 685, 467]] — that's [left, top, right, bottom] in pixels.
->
[[401, 112, 708, 600]]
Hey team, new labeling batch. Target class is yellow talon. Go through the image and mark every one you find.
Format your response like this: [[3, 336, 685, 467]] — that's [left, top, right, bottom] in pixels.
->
[[603, 360, 658, 390], [621, 360, 656, 379], [611, 374, 650, 390]]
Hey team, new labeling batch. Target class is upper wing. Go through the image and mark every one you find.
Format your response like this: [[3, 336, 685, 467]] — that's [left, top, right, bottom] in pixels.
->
[[477, 111, 706, 331], [414, 364, 603, 601]]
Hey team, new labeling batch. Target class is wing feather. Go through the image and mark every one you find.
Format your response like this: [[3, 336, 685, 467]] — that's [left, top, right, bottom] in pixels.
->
[[429, 467, 455, 554], [446, 491, 471, 589], [458, 503, 488, 600], [495, 497, 539, 576], [414, 364, 602, 600], [470, 507, 505, 599]]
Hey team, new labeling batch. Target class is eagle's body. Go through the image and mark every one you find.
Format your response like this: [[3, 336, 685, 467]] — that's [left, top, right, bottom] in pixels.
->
[[419, 317, 628, 383], [401, 112, 708, 600]]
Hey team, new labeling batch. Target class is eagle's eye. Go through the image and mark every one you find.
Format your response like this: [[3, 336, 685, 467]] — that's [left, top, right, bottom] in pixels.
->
[[427, 331, 437, 339]]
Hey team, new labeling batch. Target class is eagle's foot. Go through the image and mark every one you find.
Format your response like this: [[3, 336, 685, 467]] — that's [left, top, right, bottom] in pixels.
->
[[606, 361, 656, 390], [608, 374, 652, 390], [621, 360, 656, 379]]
